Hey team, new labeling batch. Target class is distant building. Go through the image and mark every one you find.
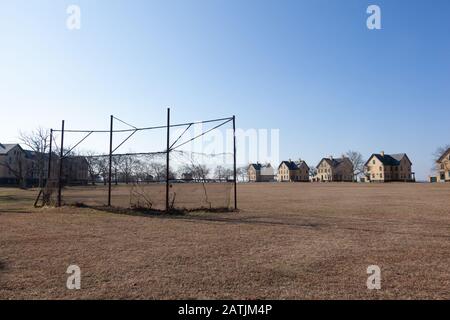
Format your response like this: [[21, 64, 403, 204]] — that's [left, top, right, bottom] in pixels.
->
[[0, 144, 27, 185], [248, 163, 275, 182], [0, 142, 88, 187], [364, 151, 414, 182], [277, 159, 309, 182], [313, 156, 353, 182], [435, 148, 450, 182]]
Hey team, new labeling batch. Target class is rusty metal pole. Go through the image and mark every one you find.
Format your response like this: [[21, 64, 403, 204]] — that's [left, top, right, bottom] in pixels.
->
[[47, 129, 53, 185], [233, 115, 237, 210], [57, 120, 65, 207], [108, 115, 113, 206], [166, 108, 170, 213]]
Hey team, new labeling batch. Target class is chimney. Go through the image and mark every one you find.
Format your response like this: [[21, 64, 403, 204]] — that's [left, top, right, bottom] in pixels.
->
[[381, 151, 385, 157], [329, 155, 333, 160], [289, 158, 291, 162]]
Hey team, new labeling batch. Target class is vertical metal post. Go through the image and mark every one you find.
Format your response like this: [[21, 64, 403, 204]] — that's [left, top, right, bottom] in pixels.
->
[[233, 115, 237, 210], [166, 108, 170, 213], [57, 120, 65, 207], [108, 115, 113, 206], [47, 129, 53, 184]]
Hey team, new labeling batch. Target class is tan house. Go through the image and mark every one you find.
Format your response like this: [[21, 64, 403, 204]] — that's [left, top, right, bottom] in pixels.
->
[[313, 156, 353, 182], [0, 144, 28, 185], [0, 142, 88, 186], [277, 160, 309, 182], [248, 163, 275, 182], [364, 152, 414, 182], [436, 148, 450, 182]]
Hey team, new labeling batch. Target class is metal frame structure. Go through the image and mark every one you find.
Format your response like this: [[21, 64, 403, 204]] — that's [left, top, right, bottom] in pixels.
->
[[46, 109, 237, 212]]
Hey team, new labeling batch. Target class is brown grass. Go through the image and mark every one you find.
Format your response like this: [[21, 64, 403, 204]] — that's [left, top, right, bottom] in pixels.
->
[[1, 183, 450, 299]]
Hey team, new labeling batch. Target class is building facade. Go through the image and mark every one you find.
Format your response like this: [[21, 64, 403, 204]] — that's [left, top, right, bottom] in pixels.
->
[[364, 152, 414, 182], [277, 160, 309, 182], [0, 143, 88, 187], [436, 148, 450, 182], [248, 163, 275, 182], [313, 156, 353, 182]]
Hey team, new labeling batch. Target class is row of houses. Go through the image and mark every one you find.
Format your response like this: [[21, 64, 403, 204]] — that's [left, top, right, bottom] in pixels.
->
[[248, 151, 417, 183], [0, 143, 88, 187]]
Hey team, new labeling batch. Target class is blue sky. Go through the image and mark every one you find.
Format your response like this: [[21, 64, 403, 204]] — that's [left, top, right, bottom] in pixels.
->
[[1, 0, 449, 179]]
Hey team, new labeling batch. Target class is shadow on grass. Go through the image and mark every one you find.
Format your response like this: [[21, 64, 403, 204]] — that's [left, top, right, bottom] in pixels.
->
[[68, 202, 236, 218], [66, 203, 323, 229]]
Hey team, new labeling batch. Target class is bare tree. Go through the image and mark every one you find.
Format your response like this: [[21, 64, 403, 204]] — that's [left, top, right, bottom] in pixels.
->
[[83, 152, 107, 185], [19, 127, 50, 187], [309, 166, 317, 181], [179, 163, 209, 182], [149, 162, 166, 182], [433, 144, 450, 175], [433, 145, 450, 162], [236, 166, 248, 182], [214, 165, 225, 180], [117, 155, 139, 184], [345, 150, 364, 181]]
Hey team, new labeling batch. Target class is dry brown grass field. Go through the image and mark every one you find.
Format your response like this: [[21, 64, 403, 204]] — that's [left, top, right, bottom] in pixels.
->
[[1, 182, 450, 300]]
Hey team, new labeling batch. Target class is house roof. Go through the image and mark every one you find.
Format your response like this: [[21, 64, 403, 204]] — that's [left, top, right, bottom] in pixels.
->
[[436, 148, 450, 163], [278, 161, 299, 170], [296, 160, 309, 170], [316, 157, 348, 169], [249, 163, 262, 171], [0, 143, 22, 155], [249, 163, 272, 170], [364, 153, 411, 167]]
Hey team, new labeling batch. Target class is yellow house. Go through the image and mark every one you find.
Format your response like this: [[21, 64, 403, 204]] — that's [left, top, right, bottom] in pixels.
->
[[248, 163, 275, 182], [313, 156, 353, 182], [277, 160, 309, 182], [364, 152, 414, 182], [436, 148, 450, 182]]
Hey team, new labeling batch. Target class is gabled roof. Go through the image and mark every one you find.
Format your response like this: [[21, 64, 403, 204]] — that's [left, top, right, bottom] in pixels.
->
[[437, 148, 450, 163], [0, 143, 22, 155], [316, 157, 349, 169], [364, 153, 411, 167], [278, 160, 299, 170], [249, 163, 262, 171], [295, 160, 309, 170]]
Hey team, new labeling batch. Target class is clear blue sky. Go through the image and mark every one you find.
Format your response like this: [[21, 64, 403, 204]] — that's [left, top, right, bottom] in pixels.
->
[[1, 0, 449, 179]]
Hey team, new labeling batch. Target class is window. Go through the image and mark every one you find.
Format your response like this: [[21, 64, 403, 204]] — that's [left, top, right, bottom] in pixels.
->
[[372, 160, 375, 165], [380, 174, 383, 178], [379, 167, 382, 171], [372, 174, 375, 178]]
